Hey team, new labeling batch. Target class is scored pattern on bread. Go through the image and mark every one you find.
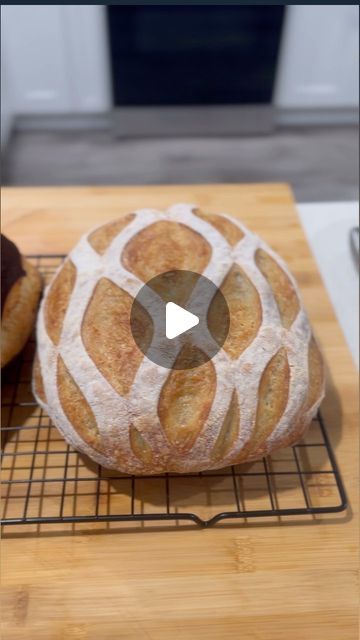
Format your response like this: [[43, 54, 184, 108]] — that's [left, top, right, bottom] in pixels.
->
[[122, 220, 212, 283], [212, 263, 262, 359], [44, 259, 76, 345], [255, 248, 301, 329], [158, 346, 216, 452], [81, 278, 153, 396], [33, 204, 325, 473]]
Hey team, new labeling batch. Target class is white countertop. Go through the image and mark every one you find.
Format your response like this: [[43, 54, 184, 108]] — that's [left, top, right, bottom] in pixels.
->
[[297, 201, 359, 368]]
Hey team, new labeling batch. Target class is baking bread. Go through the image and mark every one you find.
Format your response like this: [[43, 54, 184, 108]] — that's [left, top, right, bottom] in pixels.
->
[[1, 234, 42, 368], [33, 204, 324, 473]]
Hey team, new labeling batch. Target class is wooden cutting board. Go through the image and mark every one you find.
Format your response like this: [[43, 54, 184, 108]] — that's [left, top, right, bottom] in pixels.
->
[[1, 184, 358, 640]]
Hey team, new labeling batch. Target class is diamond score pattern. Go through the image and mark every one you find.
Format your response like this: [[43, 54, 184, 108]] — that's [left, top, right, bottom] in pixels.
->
[[34, 204, 323, 474]]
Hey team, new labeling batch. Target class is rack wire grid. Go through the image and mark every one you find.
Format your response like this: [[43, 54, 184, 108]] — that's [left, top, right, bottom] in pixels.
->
[[1, 255, 347, 530]]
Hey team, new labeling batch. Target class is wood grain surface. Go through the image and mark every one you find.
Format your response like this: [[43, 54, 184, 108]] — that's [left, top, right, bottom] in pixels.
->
[[1, 184, 359, 640]]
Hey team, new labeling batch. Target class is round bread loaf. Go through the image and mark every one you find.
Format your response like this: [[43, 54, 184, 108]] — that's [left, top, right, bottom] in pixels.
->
[[1, 234, 42, 368], [33, 204, 324, 473]]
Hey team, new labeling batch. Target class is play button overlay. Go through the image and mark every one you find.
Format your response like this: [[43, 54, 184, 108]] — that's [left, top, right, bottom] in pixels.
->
[[166, 302, 199, 339], [130, 270, 230, 370]]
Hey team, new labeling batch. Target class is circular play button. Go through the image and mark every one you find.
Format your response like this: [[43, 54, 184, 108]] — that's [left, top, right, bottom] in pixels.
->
[[130, 270, 230, 370]]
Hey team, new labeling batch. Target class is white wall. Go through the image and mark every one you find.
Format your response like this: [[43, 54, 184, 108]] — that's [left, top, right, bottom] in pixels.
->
[[275, 5, 359, 108], [0, 5, 111, 116]]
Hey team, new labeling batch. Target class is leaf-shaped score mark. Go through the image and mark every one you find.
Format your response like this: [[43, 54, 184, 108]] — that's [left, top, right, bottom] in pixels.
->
[[82, 278, 153, 396]]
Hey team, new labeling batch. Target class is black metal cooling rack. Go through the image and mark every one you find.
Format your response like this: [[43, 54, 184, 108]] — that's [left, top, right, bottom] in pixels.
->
[[1, 255, 347, 529]]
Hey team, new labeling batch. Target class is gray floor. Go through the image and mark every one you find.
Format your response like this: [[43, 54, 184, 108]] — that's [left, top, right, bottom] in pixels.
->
[[3, 125, 359, 202]]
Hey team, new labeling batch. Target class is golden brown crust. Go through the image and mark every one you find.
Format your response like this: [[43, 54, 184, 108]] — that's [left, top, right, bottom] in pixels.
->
[[211, 391, 239, 462], [255, 249, 300, 329], [158, 346, 216, 452], [122, 221, 212, 282], [256, 337, 325, 456], [129, 425, 155, 466], [210, 264, 262, 359], [81, 278, 152, 396], [1, 258, 42, 368], [236, 348, 290, 461], [306, 336, 324, 411], [88, 214, 135, 255], [57, 355, 102, 451], [194, 209, 244, 246], [44, 259, 76, 345], [32, 351, 47, 404]]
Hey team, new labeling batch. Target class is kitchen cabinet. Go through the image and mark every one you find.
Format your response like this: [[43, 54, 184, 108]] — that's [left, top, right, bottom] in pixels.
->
[[275, 6, 359, 109], [0, 5, 111, 115]]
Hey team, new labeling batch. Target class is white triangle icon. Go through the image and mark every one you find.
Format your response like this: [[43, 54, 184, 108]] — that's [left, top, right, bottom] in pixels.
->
[[166, 302, 199, 340]]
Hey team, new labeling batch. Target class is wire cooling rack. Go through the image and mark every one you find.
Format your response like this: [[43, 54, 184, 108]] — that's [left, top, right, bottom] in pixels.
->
[[1, 255, 347, 529]]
